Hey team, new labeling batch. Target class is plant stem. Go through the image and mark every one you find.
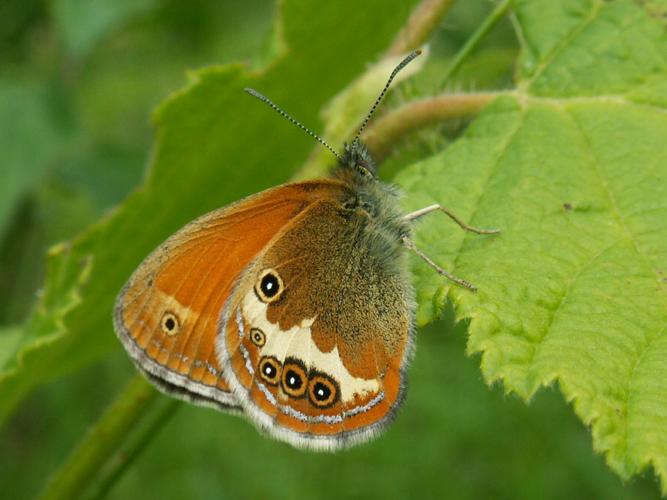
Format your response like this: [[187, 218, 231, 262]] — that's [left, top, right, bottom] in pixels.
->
[[294, 0, 458, 181], [386, 0, 456, 56], [88, 397, 181, 499], [363, 91, 503, 161], [440, 0, 514, 85], [38, 375, 163, 500]]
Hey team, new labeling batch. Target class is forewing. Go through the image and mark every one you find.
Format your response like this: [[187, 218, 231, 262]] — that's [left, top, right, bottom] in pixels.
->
[[114, 181, 348, 411]]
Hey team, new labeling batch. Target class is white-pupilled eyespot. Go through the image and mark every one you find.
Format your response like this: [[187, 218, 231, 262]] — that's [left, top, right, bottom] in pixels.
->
[[281, 358, 308, 398], [258, 356, 281, 385], [255, 268, 284, 303], [308, 372, 339, 408]]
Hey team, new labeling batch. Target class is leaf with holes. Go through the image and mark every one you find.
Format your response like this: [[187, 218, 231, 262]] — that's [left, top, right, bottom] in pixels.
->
[[397, 0, 667, 491]]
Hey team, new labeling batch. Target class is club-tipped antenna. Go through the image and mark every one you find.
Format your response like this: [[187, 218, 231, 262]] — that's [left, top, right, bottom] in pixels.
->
[[244, 88, 342, 162], [353, 49, 422, 145]]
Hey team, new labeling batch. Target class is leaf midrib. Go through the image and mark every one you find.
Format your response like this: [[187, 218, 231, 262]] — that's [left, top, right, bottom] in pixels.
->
[[518, 0, 604, 92], [448, 107, 527, 292]]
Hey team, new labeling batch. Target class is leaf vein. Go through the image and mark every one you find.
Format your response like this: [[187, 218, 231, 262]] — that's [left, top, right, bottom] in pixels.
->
[[624, 323, 667, 462], [525, 238, 625, 371], [565, 107, 667, 297], [520, 0, 603, 91], [448, 107, 527, 282]]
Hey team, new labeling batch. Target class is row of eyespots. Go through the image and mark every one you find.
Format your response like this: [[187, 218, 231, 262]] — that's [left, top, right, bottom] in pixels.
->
[[258, 355, 339, 409]]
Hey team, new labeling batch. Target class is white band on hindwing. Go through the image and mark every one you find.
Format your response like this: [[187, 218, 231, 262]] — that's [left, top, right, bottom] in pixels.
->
[[231, 297, 385, 423]]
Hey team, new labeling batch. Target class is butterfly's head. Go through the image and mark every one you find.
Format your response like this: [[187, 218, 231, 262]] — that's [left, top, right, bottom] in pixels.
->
[[341, 140, 377, 179]]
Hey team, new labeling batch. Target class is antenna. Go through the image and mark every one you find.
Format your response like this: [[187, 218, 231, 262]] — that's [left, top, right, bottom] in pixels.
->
[[244, 88, 342, 162], [353, 49, 422, 145]]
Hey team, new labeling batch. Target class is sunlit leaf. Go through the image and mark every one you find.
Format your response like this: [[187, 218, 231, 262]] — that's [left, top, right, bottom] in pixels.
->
[[398, 0, 667, 490]]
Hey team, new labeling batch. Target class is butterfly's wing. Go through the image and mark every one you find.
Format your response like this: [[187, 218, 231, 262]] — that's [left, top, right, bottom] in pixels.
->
[[114, 181, 350, 411], [219, 197, 414, 449]]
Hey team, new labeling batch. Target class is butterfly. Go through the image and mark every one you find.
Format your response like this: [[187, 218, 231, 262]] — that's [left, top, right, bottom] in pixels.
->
[[113, 50, 498, 451]]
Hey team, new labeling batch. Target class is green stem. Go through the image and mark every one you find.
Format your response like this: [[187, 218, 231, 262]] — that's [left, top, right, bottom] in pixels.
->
[[386, 0, 456, 56], [364, 91, 504, 161], [38, 375, 163, 500], [293, 0, 458, 181], [440, 0, 514, 85], [89, 398, 181, 499]]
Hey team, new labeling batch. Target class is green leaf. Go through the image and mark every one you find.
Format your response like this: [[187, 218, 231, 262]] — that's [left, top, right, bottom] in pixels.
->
[[85, 319, 661, 499], [0, 82, 71, 240], [0, 241, 94, 419], [51, 0, 158, 59], [0, 326, 22, 368], [398, 0, 667, 490], [0, 0, 419, 424]]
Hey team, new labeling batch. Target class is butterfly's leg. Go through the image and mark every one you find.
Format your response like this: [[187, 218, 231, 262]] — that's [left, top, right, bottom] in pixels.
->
[[403, 204, 500, 235], [401, 236, 477, 292]]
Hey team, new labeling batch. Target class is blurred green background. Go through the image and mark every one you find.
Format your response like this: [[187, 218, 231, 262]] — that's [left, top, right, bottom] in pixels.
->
[[0, 0, 660, 498]]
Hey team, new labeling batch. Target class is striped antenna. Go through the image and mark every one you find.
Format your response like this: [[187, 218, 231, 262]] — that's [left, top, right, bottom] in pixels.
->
[[244, 88, 342, 162], [353, 49, 422, 145]]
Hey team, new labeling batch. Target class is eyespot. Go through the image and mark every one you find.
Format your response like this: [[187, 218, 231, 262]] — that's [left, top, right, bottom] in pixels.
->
[[250, 327, 266, 347], [255, 269, 284, 303], [308, 372, 339, 408], [258, 356, 281, 386], [281, 358, 307, 398], [160, 312, 180, 336]]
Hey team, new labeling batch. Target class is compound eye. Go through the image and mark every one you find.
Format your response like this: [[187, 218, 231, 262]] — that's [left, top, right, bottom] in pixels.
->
[[308, 373, 339, 408], [255, 269, 284, 303], [258, 357, 281, 385], [281, 358, 307, 398]]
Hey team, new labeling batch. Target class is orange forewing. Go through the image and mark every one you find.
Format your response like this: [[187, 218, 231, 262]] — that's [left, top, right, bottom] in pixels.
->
[[114, 181, 349, 410]]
